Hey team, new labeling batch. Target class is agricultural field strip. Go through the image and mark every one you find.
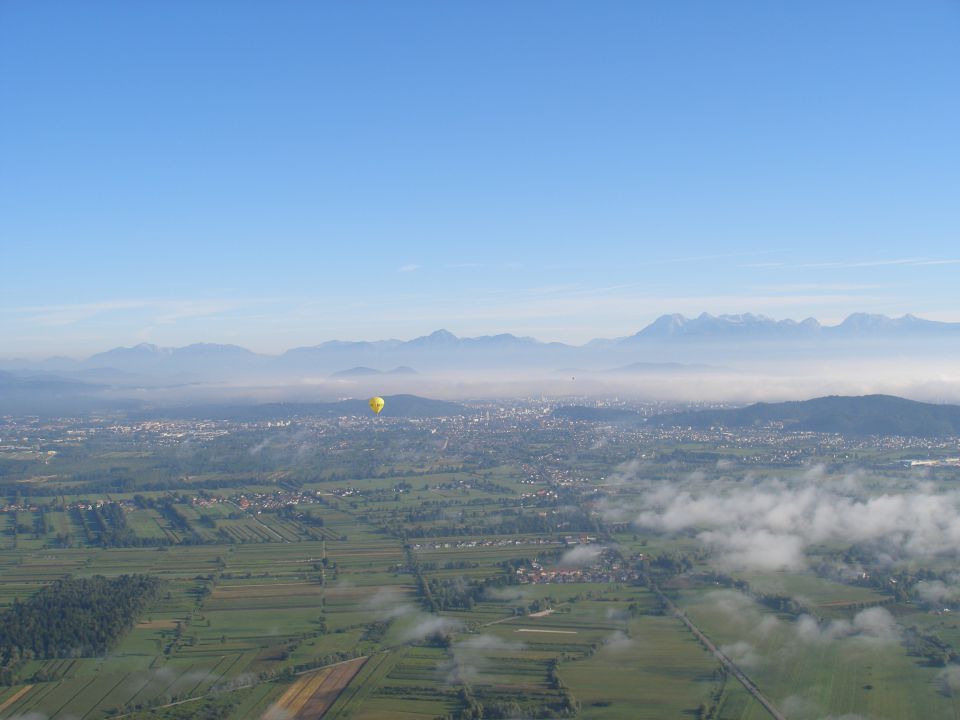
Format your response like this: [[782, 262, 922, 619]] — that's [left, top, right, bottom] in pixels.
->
[[300, 659, 367, 717], [3, 682, 51, 718], [39, 673, 100, 720], [0, 685, 32, 716], [109, 654, 286, 719], [268, 657, 369, 719], [271, 666, 335, 716], [325, 652, 395, 719]]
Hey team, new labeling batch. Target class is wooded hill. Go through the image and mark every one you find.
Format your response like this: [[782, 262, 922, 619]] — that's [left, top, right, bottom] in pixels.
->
[[653, 394, 960, 437]]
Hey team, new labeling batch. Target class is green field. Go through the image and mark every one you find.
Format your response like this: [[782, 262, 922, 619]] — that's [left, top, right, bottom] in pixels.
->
[[1, 415, 959, 720]]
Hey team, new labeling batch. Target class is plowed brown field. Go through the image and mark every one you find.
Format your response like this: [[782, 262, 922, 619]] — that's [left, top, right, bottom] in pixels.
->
[[264, 657, 367, 719]]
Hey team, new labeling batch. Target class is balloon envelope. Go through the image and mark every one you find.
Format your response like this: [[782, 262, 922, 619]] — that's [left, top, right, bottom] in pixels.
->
[[369, 396, 385, 415]]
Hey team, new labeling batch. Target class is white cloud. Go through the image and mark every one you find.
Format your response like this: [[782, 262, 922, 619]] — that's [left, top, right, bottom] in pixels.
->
[[745, 257, 960, 270], [794, 608, 898, 646], [618, 463, 960, 573]]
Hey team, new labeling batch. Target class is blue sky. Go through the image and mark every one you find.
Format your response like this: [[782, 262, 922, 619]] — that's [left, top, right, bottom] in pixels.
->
[[2, 1, 958, 357]]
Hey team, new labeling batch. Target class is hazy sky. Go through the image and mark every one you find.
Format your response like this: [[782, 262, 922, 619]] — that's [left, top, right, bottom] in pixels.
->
[[2, 1, 958, 357]]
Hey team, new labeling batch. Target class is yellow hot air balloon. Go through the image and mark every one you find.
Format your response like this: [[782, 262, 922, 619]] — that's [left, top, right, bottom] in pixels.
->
[[369, 396, 385, 415]]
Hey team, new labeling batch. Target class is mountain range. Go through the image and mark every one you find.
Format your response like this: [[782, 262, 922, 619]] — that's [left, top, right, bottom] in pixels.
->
[[2, 313, 960, 381], [613, 311, 955, 341]]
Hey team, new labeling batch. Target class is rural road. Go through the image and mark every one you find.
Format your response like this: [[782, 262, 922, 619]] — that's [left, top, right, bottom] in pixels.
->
[[650, 582, 788, 720]]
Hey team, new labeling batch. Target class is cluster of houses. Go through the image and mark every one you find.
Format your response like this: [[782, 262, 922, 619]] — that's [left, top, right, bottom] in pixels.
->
[[516, 556, 639, 585], [409, 537, 565, 551], [230, 490, 322, 511]]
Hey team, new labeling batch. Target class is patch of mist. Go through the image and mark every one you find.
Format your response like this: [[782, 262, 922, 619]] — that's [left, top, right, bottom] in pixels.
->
[[601, 459, 645, 486], [699, 528, 806, 571], [363, 587, 417, 619], [600, 630, 635, 653], [594, 497, 633, 523], [483, 586, 528, 602], [703, 590, 783, 638], [605, 606, 629, 622], [781, 694, 819, 718], [212, 671, 259, 692], [917, 579, 960, 605], [397, 614, 462, 643], [456, 634, 525, 651], [938, 665, 960, 694], [720, 640, 761, 669], [795, 607, 899, 645], [559, 545, 604, 567], [781, 694, 873, 720], [439, 634, 526, 684]]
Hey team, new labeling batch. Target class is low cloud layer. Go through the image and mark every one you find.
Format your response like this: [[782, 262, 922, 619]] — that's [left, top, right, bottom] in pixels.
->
[[795, 607, 899, 646], [916, 579, 960, 605], [398, 614, 463, 644], [612, 463, 960, 571], [440, 634, 526, 684], [363, 587, 417, 619]]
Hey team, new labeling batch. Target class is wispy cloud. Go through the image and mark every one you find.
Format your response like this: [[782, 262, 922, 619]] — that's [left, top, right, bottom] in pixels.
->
[[654, 249, 785, 265], [743, 257, 960, 270], [5, 299, 148, 327], [5, 298, 251, 327], [398, 264, 421, 273], [750, 283, 889, 293]]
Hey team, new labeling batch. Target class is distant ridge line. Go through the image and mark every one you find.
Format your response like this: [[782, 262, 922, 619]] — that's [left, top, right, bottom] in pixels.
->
[[6, 312, 960, 365]]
